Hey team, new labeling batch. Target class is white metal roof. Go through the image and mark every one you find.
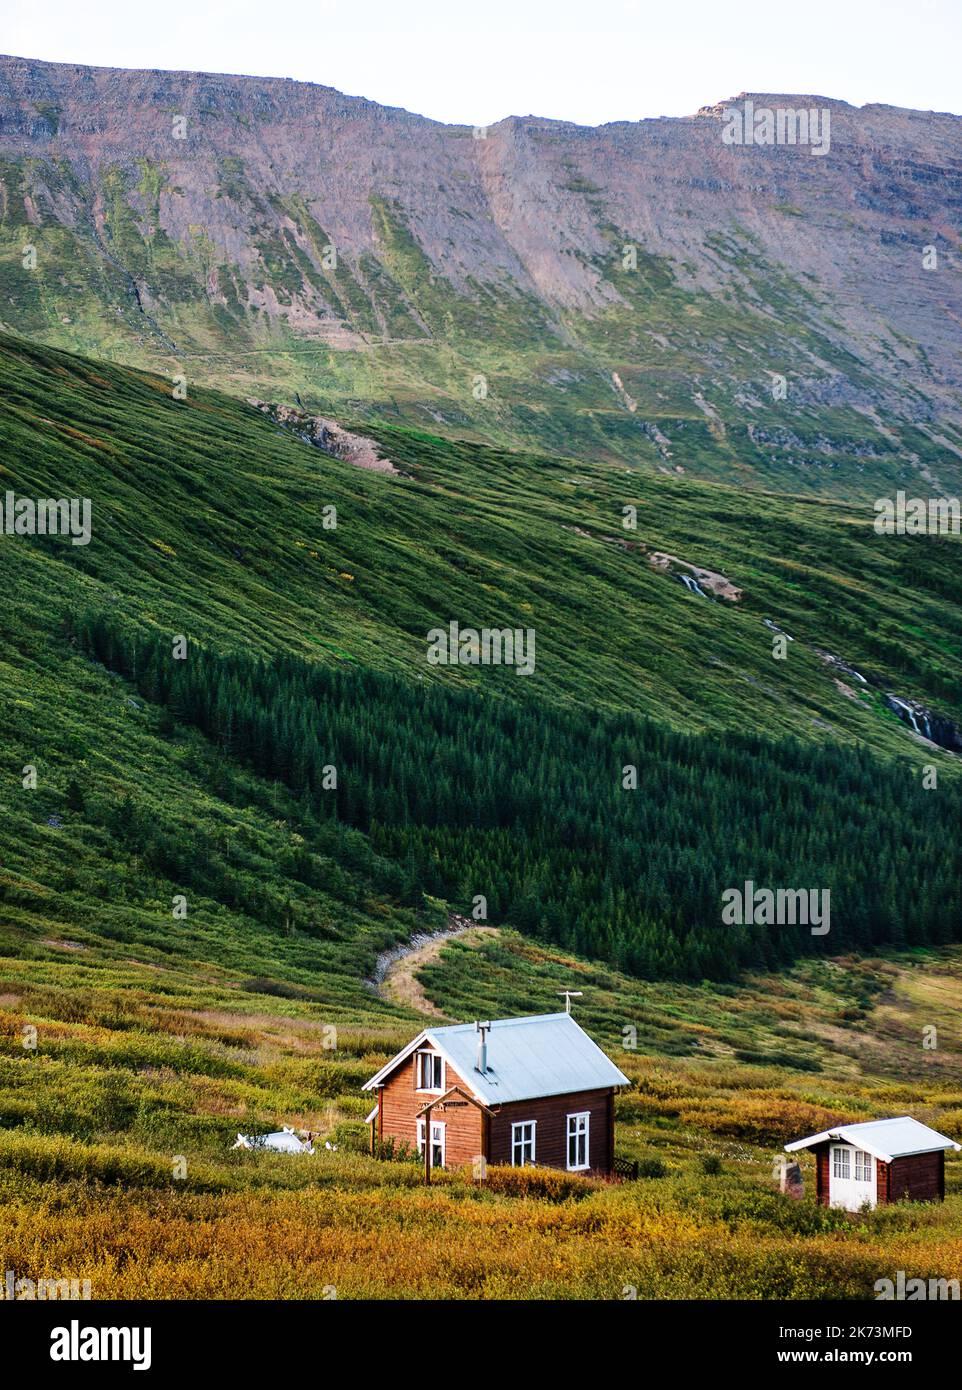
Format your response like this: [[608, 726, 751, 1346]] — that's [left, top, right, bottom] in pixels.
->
[[363, 1012, 630, 1106], [785, 1116, 961, 1164]]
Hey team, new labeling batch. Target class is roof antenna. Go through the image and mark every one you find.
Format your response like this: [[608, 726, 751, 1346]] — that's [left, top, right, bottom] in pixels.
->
[[557, 990, 583, 1015]]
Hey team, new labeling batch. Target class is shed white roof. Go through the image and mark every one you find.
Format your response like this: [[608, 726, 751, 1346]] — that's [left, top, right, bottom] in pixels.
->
[[786, 1116, 960, 1164], [363, 1012, 629, 1106]]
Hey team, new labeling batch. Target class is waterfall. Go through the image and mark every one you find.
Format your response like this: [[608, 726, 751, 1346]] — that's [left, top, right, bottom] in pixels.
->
[[889, 696, 921, 735], [678, 573, 708, 598], [884, 695, 962, 751]]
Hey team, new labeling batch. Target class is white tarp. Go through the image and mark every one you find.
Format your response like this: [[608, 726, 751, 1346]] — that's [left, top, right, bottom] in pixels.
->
[[232, 1126, 313, 1153]]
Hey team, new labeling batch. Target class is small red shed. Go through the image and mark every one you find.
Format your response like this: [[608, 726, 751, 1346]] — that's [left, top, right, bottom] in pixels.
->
[[785, 1116, 960, 1210], [362, 1012, 629, 1178]]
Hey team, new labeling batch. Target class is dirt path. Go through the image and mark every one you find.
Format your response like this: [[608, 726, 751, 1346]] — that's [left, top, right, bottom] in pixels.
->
[[372, 916, 499, 1017]]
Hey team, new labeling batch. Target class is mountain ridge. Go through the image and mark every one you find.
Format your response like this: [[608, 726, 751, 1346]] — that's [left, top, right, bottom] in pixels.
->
[[0, 53, 961, 494], [4, 53, 960, 125]]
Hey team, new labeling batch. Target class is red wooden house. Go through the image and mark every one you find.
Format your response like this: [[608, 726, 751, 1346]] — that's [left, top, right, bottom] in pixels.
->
[[785, 1116, 960, 1210], [362, 1012, 630, 1177]]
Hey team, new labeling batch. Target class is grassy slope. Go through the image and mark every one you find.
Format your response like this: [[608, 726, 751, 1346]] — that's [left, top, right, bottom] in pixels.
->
[[4, 929, 962, 1298], [2, 330, 960, 743], [2, 331, 962, 1297]]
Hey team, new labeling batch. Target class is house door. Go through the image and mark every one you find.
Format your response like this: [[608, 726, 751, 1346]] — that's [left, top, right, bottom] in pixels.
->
[[417, 1120, 445, 1169], [829, 1144, 876, 1211]]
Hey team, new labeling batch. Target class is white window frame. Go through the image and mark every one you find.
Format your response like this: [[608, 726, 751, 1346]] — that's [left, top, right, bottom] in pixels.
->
[[416, 1118, 445, 1169], [566, 1111, 590, 1171], [511, 1121, 536, 1167], [854, 1149, 873, 1183], [415, 1048, 444, 1094], [832, 1145, 851, 1180]]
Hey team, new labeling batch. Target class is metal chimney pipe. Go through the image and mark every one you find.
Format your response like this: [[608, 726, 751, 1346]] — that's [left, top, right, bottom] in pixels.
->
[[475, 1020, 490, 1073]]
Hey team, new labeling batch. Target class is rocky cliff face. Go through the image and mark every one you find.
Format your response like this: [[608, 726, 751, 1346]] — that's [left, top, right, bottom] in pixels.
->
[[1, 53, 961, 494]]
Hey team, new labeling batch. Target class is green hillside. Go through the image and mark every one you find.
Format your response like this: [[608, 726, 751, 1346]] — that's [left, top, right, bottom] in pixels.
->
[[2, 328, 961, 989], [2, 329, 961, 734]]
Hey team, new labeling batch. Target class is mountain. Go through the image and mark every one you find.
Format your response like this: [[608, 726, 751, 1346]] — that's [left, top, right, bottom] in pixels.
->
[[1, 54, 961, 494]]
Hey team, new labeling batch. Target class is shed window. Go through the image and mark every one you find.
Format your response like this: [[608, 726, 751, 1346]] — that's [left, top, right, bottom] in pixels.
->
[[832, 1146, 851, 1180], [416, 1050, 443, 1092], [854, 1150, 873, 1182], [567, 1112, 590, 1171], [512, 1121, 536, 1166]]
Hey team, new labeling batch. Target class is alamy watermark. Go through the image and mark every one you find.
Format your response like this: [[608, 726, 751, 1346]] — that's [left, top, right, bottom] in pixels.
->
[[875, 1271, 959, 1301], [0, 491, 92, 546], [5, 1268, 91, 1300], [426, 621, 536, 676], [721, 100, 831, 157], [873, 491, 960, 535], [50, 1320, 151, 1370], [722, 881, 830, 936]]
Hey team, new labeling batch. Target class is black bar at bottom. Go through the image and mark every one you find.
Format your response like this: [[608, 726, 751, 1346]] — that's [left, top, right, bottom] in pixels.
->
[[4, 1297, 956, 1375]]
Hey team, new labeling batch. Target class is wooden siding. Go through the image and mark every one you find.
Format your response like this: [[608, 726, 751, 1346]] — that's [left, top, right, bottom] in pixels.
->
[[814, 1141, 830, 1205], [377, 1052, 483, 1171], [888, 1150, 943, 1202], [489, 1088, 615, 1176], [877, 1158, 891, 1202]]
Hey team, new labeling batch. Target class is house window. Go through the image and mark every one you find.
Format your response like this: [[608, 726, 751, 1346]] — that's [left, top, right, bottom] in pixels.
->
[[511, 1121, 536, 1166], [567, 1112, 590, 1171], [832, 1146, 851, 1180], [416, 1050, 443, 1092], [416, 1120, 445, 1169], [854, 1149, 873, 1183]]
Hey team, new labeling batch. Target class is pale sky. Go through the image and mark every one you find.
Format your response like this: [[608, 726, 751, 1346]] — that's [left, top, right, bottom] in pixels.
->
[[2, 0, 959, 128]]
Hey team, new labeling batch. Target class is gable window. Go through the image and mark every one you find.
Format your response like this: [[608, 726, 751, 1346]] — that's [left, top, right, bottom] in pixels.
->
[[832, 1146, 851, 1180], [416, 1120, 445, 1169], [511, 1121, 536, 1167], [567, 1112, 590, 1171], [416, 1049, 443, 1093], [854, 1149, 873, 1183]]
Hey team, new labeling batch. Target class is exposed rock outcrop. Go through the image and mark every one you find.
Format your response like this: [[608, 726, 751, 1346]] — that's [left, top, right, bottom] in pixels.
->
[[247, 399, 397, 474], [648, 551, 743, 601]]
